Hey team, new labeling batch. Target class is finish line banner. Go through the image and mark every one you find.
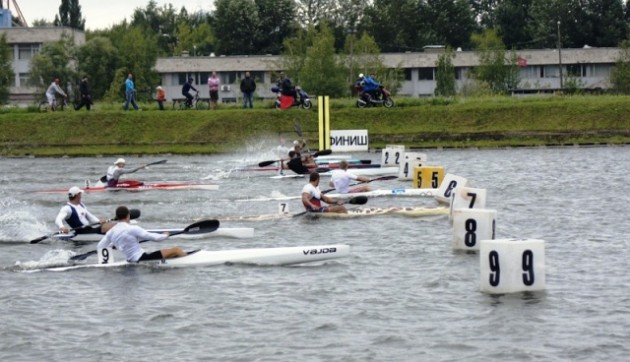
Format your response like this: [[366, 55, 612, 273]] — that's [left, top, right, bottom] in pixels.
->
[[330, 130, 369, 152]]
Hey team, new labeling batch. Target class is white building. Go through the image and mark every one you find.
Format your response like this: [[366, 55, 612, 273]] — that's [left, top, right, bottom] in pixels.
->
[[0, 26, 85, 103]]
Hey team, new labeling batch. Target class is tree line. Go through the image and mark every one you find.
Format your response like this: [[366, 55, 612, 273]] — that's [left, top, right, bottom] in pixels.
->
[[3, 0, 630, 103]]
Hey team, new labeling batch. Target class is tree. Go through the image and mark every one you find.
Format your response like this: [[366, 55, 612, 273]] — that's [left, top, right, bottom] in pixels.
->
[[75, 36, 119, 100], [470, 29, 520, 94], [212, 0, 260, 55], [495, 0, 534, 49], [435, 49, 456, 97], [28, 34, 78, 96], [0, 34, 14, 103], [585, 0, 627, 47], [255, 0, 297, 54], [300, 25, 347, 97], [360, 0, 423, 52], [423, 0, 477, 49], [610, 39, 630, 94], [54, 0, 86, 30]]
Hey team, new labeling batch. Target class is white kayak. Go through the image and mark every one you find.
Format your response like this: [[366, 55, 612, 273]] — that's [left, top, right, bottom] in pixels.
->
[[270, 167, 399, 179], [51, 227, 254, 242], [36, 244, 350, 271], [309, 206, 449, 218], [235, 188, 438, 202], [220, 206, 448, 221]]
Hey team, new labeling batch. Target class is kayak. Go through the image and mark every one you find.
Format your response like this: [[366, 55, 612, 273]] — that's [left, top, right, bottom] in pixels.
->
[[50, 227, 254, 242], [307, 206, 449, 218], [250, 163, 380, 172], [219, 207, 449, 221], [37, 180, 219, 193], [235, 188, 439, 202], [269, 167, 399, 179], [32, 244, 350, 271]]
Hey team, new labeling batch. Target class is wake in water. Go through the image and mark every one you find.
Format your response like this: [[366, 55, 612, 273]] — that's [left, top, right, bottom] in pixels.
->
[[0, 197, 49, 243], [12, 249, 76, 271]]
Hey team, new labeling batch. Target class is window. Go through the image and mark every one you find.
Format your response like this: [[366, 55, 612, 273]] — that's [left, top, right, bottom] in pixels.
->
[[418, 67, 434, 80], [404, 69, 412, 81], [18, 44, 40, 60], [566, 64, 581, 77], [220, 72, 237, 84], [249, 71, 264, 82], [18, 73, 29, 86]]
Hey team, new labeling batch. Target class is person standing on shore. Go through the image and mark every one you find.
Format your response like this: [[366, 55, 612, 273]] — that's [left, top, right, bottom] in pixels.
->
[[208, 71, 220, 110], [124, 73, 140, 111], [74, 76, 92, 111], [240, 71, 256, 109], [156, 86, 166, 110]]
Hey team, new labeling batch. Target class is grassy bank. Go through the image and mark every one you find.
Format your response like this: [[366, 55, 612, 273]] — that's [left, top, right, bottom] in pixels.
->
[[2, 95, 630, 156]]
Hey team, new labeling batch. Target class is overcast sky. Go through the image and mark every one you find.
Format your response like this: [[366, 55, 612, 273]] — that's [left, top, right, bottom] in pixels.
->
[[11, 0, 214, 31]]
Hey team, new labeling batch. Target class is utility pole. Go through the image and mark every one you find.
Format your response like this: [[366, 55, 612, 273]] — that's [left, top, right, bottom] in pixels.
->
[[557, 20, 563, 90]]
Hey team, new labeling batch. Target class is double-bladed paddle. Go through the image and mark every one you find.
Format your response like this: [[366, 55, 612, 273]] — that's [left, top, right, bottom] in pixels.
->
[[29, 209, 141, 244], [258, 149, 332, 167], [68, 219, 220, 261], [293, 196, 368, 217], [98, 159, 168, 183], [321, 175, 398, 194]]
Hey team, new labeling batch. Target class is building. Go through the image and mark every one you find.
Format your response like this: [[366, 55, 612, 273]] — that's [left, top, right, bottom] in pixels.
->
[[154, 47, 620, 102], [0, 26, 85, 103]]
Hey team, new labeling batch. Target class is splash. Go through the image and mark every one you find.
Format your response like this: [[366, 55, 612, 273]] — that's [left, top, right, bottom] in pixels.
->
[[13, 249, 75, 271], [0, 198, 49, 242]]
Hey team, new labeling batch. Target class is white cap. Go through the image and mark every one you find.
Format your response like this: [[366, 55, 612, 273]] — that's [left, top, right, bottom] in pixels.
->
[[293, 140, 300, 146], [156, 86, 162, 90], [68, 186, 83, 197], [115, 158, 125, 165], [359, 73, 364, 78]]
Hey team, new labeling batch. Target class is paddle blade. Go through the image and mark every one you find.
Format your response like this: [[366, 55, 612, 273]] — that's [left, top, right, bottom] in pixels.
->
[[371, 175, 398, 182], [348, 196, 368, 205], [294, 122, 303, 137], [148, 159, 167, 167], [313, 149, 332, 157], [182, 219, 220, 234], [129, 209, 141, 220], [258, 160, 278, 167], [70, 250, 96, 261], [29, 235, 51, 244]]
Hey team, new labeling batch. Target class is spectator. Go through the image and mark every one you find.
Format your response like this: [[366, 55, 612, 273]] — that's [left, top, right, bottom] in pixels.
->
[[124, 73, 140, 111], [182, 77, 198, 108], [240, 71, 256, 109], [74, 76, 92, 111], [208, 71, 220, 110], [156, 86, 166, 110], [45, 78, 67, 111]]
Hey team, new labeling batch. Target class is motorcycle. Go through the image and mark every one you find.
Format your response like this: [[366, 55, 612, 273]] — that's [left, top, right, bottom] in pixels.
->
[[272, 86, 312, 110], [355, 84, 394, 108]]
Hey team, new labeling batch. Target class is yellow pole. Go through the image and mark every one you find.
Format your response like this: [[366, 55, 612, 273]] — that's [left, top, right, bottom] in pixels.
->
[[318, 96, 330, 149]]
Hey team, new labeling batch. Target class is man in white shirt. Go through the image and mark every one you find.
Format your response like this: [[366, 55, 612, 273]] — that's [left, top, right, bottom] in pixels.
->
[[329, 161, 371, 194], [97, 206, 186, 262]]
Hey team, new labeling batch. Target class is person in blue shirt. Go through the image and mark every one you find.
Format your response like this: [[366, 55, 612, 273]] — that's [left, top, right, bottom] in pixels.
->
[[124, 73, 140, 111], [182, 77, 198, 108], [360, 74, 381, 101]]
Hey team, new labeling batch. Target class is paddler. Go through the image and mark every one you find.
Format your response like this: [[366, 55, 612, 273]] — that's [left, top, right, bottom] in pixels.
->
[[282, 150, 317, 175], [105, 158, 145, 187], [97, 206, 187, 262], [301, 172, 347, 213], [328, 160, 371, 194], [55, 186, 114, 234]]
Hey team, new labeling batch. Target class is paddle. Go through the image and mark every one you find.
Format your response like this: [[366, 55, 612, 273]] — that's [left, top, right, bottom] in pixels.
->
[[258, 149, 332, 167], [68, 219, 220, 262], [98, 159, 168, 183], [293, 196, 368, 217], [321, 175, 398, 194], [29, 209, 141, 244]]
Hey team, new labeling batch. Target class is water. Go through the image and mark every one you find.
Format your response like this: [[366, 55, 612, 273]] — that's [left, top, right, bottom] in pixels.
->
[[0, 146, 629, 361]]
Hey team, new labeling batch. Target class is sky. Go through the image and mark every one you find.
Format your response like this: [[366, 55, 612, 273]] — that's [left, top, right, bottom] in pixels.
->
[[11, 0, 214, 31]]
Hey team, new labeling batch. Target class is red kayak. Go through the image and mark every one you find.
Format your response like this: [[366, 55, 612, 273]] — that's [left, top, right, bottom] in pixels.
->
[[36, 180, 219, 193]]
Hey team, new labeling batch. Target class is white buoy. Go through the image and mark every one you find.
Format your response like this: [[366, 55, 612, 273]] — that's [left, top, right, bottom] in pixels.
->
[[434, 173, 468, 204], [449, 186, 487, 221], [398, 152, 427, 180], [278, 202, 289, 214], [381, 145, 405, 167], [452, 208, 496, 251], [480, 239, 546, 294]]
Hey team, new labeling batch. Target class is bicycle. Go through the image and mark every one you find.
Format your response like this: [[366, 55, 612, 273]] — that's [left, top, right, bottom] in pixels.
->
[[178, 92, 209, 110], [38, 96, 71, 112]]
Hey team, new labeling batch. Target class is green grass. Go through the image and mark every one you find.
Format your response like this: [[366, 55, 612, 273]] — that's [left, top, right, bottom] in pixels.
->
[[2, 94, 630, 156]]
